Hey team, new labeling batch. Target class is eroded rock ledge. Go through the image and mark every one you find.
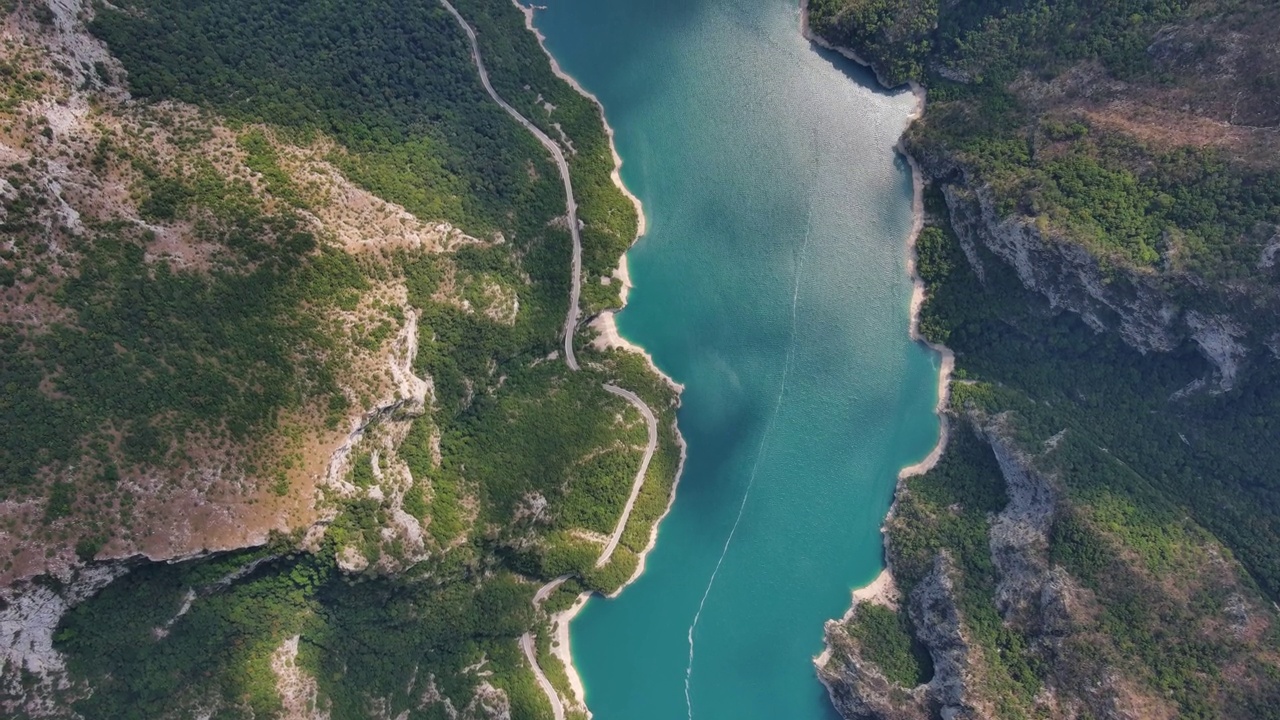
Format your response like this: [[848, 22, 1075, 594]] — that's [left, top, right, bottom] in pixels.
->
[[820, 552, 977, 720], [934, 170, 1256, 392]]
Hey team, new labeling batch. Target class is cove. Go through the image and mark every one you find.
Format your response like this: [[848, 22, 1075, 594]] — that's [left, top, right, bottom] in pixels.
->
[[529, 0, 943, 717]]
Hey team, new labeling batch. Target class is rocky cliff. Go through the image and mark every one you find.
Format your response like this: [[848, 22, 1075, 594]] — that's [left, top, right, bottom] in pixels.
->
[[819, 407, 1280, 719], [917, 149, 1261, 393], [0, 0, 680, 715], [820, 553, 979, 720], [810, 2, 1280, 716]]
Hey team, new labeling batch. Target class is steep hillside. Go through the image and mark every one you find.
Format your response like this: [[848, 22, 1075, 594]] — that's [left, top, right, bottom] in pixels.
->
[[807, 1, 1280, 718], [0, 0, 677, 717], [807, 0, 1280, 383]]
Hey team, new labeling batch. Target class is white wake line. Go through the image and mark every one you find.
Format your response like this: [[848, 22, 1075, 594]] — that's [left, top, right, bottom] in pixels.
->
[[683, 204, 815, 720]]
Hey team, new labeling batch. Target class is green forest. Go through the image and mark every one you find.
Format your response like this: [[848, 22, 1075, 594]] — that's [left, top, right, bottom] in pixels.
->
[[808, 1, 1280, 713], [11, 0, 1280, 715], [0, 0, 679, 716], [835, 185, 1280, 716], [809, 0, 1280, 283]]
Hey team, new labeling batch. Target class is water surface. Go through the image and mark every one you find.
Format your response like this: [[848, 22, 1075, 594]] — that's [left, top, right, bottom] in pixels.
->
[[530, 1, 942, 717]]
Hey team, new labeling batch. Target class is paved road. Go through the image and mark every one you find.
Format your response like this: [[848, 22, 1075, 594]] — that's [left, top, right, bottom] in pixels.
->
[[440, 0, 582, 370], [518, 575, 570, 720], [443, 4, 663, 717], [519, 630, 567, 720], [597, 384, 659, 567]]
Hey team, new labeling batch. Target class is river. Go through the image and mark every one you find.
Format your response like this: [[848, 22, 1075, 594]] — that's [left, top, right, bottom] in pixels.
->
[[528, 0, 943, 717]]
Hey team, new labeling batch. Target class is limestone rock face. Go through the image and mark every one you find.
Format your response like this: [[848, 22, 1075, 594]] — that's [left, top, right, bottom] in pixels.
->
[[927, 159, 1266, 392], [982, 421, 1058, 629], [819, 554, 981, 720], [818, 418, 1163, 720], [907, 555, 980, 720], [0, 564, 130, 717]]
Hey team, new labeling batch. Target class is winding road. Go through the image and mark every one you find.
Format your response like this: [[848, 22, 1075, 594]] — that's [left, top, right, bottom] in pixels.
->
[[598, 384, 658, 568], [520, 629, 567, 720], [441, 2, 659, 717], [439, 0, 582, 371]]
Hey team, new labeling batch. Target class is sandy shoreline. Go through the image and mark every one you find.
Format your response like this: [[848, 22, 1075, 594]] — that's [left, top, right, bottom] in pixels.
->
[[899, 137, 955, 483], [512, 2, 687, 714], [800, 0, 955, 687], [610, 253, 633, 305], [852, 567, 900, 608], [512, 0, 647, 242], [589, 312, 684, 393], [548, 592, 591, 710]]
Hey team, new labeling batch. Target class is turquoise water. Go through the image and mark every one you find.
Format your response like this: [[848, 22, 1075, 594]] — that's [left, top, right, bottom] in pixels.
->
[[530, 1, 942, 718]]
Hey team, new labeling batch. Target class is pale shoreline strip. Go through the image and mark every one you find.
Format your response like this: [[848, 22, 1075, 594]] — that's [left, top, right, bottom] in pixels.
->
[[508, 1, 689, 715], [798, 0, 956, 683]]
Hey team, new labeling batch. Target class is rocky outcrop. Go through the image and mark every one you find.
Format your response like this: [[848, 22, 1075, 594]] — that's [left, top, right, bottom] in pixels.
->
[[0, 563, 130, 717], [271, 634, 329, 720], [980, 418, 1058, 630], [909, 554, 979, 720], [971, 420, 1139, 719], [818, 418, 1134, 720], [819, 553, 980, 720], [897, 123, 1269, 391], [932, 171, 1259, 391], [417, 675, 512, 720], [322, 306, 431, 490], [309, 303, 446, 571], [819, 641, 929, 720]]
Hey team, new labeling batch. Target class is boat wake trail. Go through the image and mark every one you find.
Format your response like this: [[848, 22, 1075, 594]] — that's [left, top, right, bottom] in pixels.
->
[[684, 203, 815, 720]]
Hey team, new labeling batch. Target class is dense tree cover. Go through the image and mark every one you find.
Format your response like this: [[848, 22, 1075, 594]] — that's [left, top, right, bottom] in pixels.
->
[[57, 548, 321, 718], [449, 0, 640, 312], [90, 0, 554, 236], [55, 540, 549, 719], [808, 0, 1189, 88], [51, 343, 679, 716], [0, 158, 359, 504], [915, 186, 1280, 600], [806, 0, 938, 84], [40, 1, 675, 716], [841, 604, 933, 689], [809, 0, 1280, 279], [444, 360, 642, 528], [90, 0, 639, 315], [932, 122, 1280, 278], [868, 188, 1280, 716]]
